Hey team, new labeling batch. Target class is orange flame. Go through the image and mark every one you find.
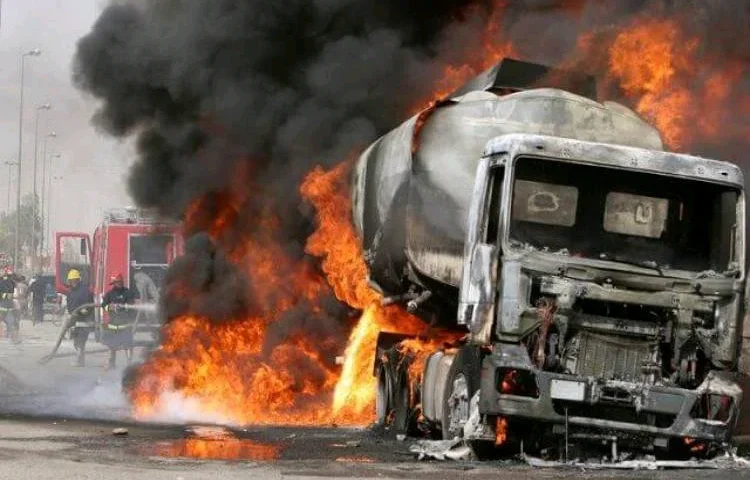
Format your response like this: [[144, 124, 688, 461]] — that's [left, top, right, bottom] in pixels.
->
[[495, 417, 508, 446], [129, 161, 435, 426], [607, 18, 698, 149], [130, 172, 342, 425], [301, 164, 437, 422], [606, 17, 749, 151]]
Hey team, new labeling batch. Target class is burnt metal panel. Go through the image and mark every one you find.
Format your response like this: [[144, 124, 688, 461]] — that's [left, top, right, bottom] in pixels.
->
[[450, 58, 597, 100], [540, 276, 716, 312]]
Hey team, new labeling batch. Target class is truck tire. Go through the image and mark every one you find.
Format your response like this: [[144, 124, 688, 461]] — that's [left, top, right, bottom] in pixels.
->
[[375, 364, 391, 426], [441, 345, 482, 440], [392, 370, 414, 434]]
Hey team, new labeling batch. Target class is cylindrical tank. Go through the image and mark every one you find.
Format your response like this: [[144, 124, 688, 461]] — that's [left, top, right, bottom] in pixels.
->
[[352, 88, 664, 294]]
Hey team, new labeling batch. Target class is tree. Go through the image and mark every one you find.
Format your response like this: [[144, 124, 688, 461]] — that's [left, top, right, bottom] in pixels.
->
[[0, 194, 42, 268]]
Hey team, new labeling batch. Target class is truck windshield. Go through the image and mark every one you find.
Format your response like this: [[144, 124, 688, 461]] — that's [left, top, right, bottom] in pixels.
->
[[508, 156, 741, 273]]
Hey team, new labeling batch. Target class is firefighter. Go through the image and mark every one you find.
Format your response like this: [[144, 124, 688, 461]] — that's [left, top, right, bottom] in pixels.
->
[[102, 273, 136, 369], [0, 266, 20, 343], [66, 269, 94, 367]]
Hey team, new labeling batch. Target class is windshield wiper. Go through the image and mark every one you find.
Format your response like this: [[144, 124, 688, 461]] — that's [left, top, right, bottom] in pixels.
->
[[597, 253, 664, 276]]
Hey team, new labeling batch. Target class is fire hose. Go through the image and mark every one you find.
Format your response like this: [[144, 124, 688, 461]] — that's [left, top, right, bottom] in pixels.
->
[[38, 302, 158, 365]]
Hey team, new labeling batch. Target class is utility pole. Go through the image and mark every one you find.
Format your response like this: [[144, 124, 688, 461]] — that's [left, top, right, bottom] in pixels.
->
[[48, 175, 64, 255], [32, 104, 52, 269], [41, 152, 60, 253], [14, 48, 42, 271], [4, 161, 17, 213], [38, 130, 56, 257]]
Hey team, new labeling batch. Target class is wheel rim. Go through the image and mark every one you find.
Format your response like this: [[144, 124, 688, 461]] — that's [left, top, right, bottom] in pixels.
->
[[447, 373, 469, 438]]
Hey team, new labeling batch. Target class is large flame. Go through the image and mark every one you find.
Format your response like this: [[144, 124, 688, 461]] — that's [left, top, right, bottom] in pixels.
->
[[606, 17, 749, 150], [130, 162, 434, 426]]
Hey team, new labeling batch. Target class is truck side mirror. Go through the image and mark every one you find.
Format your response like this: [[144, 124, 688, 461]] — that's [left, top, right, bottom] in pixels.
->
[[80, 238, 87, 256]]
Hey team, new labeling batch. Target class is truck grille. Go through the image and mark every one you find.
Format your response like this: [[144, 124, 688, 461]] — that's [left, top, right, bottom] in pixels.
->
[[567, 331, 651, 382]]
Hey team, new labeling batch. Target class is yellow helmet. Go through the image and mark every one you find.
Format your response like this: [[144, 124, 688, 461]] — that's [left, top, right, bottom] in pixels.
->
[[66, 269, 81, 281]]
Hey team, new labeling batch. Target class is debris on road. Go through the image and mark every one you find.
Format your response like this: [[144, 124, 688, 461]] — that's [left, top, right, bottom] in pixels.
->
[[112, 428, 129, 436], [410, 438, 473, 461], [524, 451, 750, 470], [331, 441, 361, 448], [334, 456, 375, 463]]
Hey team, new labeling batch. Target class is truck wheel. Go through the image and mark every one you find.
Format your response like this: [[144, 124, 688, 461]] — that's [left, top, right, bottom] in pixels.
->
[[375, 364, 391, 426], [392, 371, 414, 434], [441, 346, 482, 440]]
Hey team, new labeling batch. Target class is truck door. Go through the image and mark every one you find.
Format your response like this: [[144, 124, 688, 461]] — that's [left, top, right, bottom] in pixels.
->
[[55, 232, 92, 294], [458, 159, 505, 343]]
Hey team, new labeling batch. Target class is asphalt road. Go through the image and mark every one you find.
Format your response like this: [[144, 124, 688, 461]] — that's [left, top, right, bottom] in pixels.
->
[[2, 316, 750, 479]]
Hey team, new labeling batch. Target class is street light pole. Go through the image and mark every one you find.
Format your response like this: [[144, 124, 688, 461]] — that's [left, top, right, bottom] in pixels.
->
[[14, 47, 42, 271], [48, 175, 63, 255], [41, 152, 60, 253], [39, 132, 56, 252], [4, 161, 18, 213], [32, 103, 52, 268]]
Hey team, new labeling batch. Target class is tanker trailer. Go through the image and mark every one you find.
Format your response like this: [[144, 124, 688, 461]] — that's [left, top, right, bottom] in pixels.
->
[[354, 59, 747, 457]]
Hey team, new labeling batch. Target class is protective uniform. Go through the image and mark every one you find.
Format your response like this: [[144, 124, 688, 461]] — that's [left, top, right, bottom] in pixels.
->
[[0, 267, 19, 342], [66, 269, 94, 366], [102, 273, 136, 368]]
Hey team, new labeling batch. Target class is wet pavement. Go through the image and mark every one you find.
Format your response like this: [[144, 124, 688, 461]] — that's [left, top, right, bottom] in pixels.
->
[[2, 415, 750, 479], [3, 317, 750, 478]]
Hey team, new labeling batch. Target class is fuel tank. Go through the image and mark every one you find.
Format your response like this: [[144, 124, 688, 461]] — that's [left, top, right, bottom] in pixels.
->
[[352, 74, 664, 295]]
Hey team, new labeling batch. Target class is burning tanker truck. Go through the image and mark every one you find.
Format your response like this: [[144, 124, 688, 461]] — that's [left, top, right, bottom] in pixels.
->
[[354, 59, 746, 456]]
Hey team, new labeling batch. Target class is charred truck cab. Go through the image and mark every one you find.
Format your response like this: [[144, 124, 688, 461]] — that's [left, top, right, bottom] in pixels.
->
[[355, 59, 746, 456], [463, 134, 745, 453]]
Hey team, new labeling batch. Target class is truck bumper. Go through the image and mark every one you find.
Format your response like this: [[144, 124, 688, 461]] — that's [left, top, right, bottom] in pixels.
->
[[478, 346, 743, 445]]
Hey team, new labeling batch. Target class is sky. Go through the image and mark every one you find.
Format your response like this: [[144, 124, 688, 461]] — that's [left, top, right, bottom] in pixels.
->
[[0, 0, 132, 252]]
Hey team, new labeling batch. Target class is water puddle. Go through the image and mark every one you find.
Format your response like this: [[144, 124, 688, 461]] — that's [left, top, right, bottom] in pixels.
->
[[142, 426, 282, 461]]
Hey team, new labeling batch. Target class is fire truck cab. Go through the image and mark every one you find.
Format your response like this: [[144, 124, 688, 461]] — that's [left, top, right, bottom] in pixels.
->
[[54, 207, 184, 334]]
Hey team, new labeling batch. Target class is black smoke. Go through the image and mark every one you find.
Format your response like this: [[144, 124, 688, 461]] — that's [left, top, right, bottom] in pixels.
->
[[74, 0, 502, 219]]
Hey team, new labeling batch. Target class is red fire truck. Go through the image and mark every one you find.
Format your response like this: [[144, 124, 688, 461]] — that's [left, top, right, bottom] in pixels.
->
[[54, 207, 184, 334]]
